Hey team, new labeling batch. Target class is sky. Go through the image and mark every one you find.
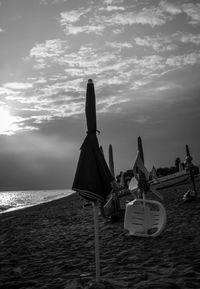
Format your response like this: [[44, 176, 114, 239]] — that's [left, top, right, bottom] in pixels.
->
[[0, 0, 200, 191]]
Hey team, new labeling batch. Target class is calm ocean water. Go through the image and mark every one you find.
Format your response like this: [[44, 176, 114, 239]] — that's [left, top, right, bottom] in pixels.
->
[[0, 189, 75, 214]]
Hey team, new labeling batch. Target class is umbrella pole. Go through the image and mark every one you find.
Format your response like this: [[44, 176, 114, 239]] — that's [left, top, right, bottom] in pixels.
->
[[93, 202, 100, 283]]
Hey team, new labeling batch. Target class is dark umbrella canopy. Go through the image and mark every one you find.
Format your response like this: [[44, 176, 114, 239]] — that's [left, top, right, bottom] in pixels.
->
[[109, 144, 115, 178], [86, 79, 97, 134], [186, 144, 191, 157], [138, 136, 144, 163], [72, 79, 114, 203], [137, 136, 149, 192]]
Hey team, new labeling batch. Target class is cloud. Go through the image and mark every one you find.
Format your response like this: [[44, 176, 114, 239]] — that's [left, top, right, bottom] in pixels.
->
[[60, 9, 90, 24], [159, 1, 200, 25], [4, 77, 85, 127], [130, 79, 152, 90], [1, 75, 85, 134], [135, 32, 200, 52], [180, 33, 200, 45], [103, 0, 124, 4], [55, 45, 119, 75], [0, 106, 35, 136], [159, 0, 182, 15], [59, 8, 107, 35], [100, 5, 125, 11], [132, 55, 165, 74], [102, 8, 169, 27], [96, 74, 130, 87], [105, 41, 132, 49], [30, 39, 67, 60], [11, 0, 200, 137], [27, 35, 200, 131], [4, 82, 33, 90], [135, 36, 177, 52], [57, 2, 200, 38], [40, 0, 68, 4], [29, 39, 70, 69], [62, 24, 105, 35], [0, 87, 21, 96], [182, 3, 200, 25], [166, 52, 200, 67], [28, 77, 47, 84], [97, 95, 130, 113], [59, 3, 174, 37]]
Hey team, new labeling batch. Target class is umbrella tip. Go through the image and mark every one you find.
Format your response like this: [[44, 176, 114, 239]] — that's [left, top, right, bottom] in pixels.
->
[[88, 79, 93, 84]]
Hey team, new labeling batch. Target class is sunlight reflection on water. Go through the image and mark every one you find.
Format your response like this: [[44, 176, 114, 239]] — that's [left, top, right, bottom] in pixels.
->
[[0, 190, 74, 214]]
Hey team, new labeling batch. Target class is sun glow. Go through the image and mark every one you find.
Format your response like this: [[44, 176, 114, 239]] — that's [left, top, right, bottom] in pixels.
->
[[0, 107, 20, 135]]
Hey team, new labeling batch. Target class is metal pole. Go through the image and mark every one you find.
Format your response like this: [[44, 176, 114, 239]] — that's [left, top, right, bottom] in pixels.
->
[[93, 202, 100, 282]]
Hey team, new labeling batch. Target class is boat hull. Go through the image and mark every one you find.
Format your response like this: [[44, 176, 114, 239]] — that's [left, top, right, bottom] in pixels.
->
[[150, 171, 189, 190]]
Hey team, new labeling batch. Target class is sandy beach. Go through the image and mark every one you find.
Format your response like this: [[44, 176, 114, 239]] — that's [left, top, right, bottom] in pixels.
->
[[1, 182, 200, 289]]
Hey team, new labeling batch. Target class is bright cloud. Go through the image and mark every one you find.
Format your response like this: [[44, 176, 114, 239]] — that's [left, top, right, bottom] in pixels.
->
[[103, 0, 124, 4], [135, 32, 200, 52], [159, 0, 182, 15], [60, 9, 90, 24], [166, 52, 200, 67], [135, 36, 177, 52], [0, 106, 32, 136], [102, 8, 169, 27], [97, 95, 130, 113], [40, 0, 68, 4], [60, 8, 106, 35], [0, 87, 20, 96], [62, 24, 105, 35], [4, 82, 33, 90], [100, 6, 125, 12], [105, 41, 132, 49], [30, 39, 67, 59]]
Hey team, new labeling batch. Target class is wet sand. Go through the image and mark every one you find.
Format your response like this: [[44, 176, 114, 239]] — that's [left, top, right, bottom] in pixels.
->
[[1, 182, 200, 289]]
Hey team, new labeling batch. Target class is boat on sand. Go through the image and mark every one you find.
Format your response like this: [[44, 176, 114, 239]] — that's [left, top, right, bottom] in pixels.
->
[[149, 170, 189, 190]]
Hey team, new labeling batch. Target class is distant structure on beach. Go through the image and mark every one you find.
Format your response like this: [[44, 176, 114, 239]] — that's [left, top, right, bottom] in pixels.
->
[[116, 170, 133, 188], [116, 157, 199, 189]]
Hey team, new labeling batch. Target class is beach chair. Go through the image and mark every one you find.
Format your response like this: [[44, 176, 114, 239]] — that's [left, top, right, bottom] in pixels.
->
[[124, 197, 167, 237], [128, 177, 138, 199]]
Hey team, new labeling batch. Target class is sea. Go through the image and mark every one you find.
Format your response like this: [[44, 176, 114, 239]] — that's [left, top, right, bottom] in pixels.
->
[[0, 189, 75, 214]]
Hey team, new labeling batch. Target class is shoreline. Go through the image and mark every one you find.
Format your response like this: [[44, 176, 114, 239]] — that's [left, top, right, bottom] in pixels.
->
[[1, 182, 200, 288], [0, 191, 78, 221], [0, 190, 76, 217]]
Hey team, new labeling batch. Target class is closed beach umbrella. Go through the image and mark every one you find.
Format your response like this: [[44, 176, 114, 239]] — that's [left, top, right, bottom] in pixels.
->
[[85, 79, 97, 134], [138, 136, 144, 163], [133, 137, 163, 200], [72, 79, 114, 282], [109, 144, 115, 178], [136, 136, 149, 193], [184, 144, 197, 199], [72, 79, 114, 203], [186, 144, 191, 157]]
